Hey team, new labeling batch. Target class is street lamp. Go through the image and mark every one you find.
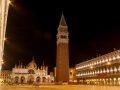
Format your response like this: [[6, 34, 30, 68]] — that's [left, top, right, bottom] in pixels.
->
[[2, 60, 4, 64], [8, 0, 11, 4], [90, 66, 93, 69], [4, 38, 7, 41], [107, 62, 111, 66]]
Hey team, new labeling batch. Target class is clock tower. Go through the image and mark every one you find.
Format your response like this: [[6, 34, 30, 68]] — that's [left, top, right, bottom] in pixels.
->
[[56, 12, 69, 82]]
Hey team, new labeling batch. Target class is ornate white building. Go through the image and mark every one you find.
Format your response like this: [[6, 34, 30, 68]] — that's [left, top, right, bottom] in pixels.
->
[[75, 49, 120, 85], [10, 57, 54, 84]]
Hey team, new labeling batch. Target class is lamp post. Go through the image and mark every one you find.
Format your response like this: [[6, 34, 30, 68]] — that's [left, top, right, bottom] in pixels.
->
[[90, 66, 93, 69]]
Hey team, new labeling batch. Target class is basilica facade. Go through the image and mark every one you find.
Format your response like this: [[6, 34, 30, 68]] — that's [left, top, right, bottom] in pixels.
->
[[10, 57, 54, 84]]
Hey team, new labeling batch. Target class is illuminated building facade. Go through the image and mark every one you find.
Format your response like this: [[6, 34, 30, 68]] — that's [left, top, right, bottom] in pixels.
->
[[0, 70, 11, 83], [56, 13, 69, 82], [10, 57, 54, 84], [76, 49, 120, 85], [69, 68, 76, 82], [0, 0, 9, 71]]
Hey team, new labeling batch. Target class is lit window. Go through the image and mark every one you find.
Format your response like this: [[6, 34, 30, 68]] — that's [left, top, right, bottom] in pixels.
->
[[100, 69, 102, 74], [94, 61, 96, 65], [70, 72, 72, 75], [105, 58, 108, 62], [110, 67, 113, 73], [114, 66, 117, 72], [107, 68, 109, 73], [97, 70, 100, 74], [118, 66, 120, 72], [113, 56, 116, 60], [103, 69, 106, 73], [117, 55, 120, 59]]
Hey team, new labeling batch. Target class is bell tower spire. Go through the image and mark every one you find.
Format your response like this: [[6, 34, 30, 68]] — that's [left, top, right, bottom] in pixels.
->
[[57, 12, 69, 45], [59, 12, 67, 26], [56, 12, 69, 82]]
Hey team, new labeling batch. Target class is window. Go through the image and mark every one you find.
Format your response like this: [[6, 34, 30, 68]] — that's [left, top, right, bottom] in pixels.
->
[[61, 35, 67, 39], [70, 72, 72, 75], [28, 69, 35, 74]]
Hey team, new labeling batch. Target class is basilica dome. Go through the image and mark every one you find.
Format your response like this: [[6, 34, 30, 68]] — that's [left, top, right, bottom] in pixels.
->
[[26, 57, 37, 69]]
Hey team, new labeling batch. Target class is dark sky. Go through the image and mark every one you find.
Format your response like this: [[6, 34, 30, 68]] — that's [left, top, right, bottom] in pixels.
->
[[2, 0, 120, 72]]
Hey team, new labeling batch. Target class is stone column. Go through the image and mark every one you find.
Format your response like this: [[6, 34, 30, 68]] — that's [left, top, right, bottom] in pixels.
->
[[18, 76, 20, 83], [24, 76, 27, 83], [115, 77, 118, 86], [111, 78, 114, 85], [34, 76, 36, 82]]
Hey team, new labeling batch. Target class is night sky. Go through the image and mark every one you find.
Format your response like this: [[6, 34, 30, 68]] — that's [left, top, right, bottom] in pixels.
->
[[2, 0, 120, 72]]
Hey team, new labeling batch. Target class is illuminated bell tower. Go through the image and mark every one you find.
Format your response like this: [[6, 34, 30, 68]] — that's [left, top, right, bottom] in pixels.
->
[[0, 0, 10, 71], [56, 12, 69, 82]]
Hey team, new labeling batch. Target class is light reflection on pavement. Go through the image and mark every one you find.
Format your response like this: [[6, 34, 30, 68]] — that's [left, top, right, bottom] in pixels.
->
[[0, 85, 119, 90]]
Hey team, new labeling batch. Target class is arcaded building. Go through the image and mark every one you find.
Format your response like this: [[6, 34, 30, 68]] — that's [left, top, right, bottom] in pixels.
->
[[56, 13, 69, 82], [76, 49, 120, 85], [10, 57, 54, 84]]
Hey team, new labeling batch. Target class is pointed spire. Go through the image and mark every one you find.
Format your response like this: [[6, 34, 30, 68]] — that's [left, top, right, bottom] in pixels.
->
[[32, 56, 35, 62], [59, 12, 67, 26], [41, 66, 42, 69], [43, 61, 44, 66], [15, 63, 17, 68]]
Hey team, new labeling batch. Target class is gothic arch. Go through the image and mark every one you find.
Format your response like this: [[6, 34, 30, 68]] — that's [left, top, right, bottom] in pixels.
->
[[15, 76, 19, 83], [36, 76, 41, 82], [110, 67, 113, 73], [113, 66, 117, 73], [28, 75, 34, 84], [42, 77, 46, 82], [21, 76, 25, 83]]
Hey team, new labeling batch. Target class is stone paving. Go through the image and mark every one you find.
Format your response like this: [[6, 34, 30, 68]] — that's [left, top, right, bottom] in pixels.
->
[[0, 85, 120, 90]]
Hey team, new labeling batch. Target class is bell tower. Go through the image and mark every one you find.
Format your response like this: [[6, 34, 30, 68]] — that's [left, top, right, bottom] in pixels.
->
[[56, 12, 69, 82]]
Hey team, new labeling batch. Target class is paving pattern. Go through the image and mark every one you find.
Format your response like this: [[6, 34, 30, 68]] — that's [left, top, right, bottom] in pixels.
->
[[0, 85, 120, 90]]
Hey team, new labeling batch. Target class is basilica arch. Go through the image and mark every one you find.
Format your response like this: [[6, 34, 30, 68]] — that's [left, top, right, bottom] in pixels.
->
[[36, 76, 41, 82], [42, 77, 46, 82], [28, 75, 34, 84], [15, 76, 19, 83], [20, 76, 25, 83]]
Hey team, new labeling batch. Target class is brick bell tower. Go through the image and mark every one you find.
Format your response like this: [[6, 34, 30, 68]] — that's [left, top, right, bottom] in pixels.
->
[[56, 12, 69, 82]]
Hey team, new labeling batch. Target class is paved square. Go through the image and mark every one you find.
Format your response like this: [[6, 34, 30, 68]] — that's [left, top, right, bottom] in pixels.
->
[[0, 85, 120, 90]]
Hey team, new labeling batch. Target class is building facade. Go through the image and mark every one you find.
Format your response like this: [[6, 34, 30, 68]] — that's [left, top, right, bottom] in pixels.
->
[[56, 12, 69, 82], [69, 68, 77, 82], [0, 70, 11, 83], [76, 49, 120, 85], [10, 57, 54, 84], [0, 0, 10, 71]]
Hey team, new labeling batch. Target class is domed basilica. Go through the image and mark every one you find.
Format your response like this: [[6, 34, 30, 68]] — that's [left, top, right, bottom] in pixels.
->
[[10, 57, 54, 84]]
